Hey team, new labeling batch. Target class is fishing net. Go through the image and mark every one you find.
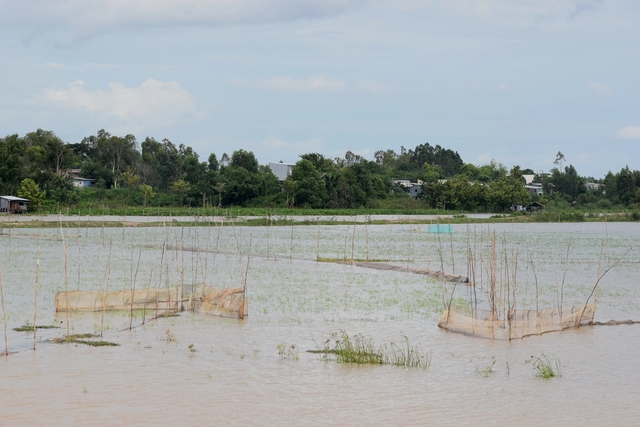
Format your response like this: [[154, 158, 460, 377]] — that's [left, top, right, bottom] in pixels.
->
[[55, 285, 247, 319], [438, 302, 596, 340], [55, 287, 183, 312], [193, 286, 247, 319]]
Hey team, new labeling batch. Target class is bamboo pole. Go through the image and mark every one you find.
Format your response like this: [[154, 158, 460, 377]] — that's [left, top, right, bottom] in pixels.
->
[[365, 221, 369, 261], [290, 223, 294, 261], [449, 222, 455, 274], [181, 227, 185, 311], [33, 245, 40, 350], [316, 221, 320, 262], [60, 216, 70, 338], [1, 261, 8, 356], [351, 219, 356, 261], [559, 237, 572, 322], [129, 248, 142, 329], [343, 224, 349, 261], [100, 240, 113, 337]]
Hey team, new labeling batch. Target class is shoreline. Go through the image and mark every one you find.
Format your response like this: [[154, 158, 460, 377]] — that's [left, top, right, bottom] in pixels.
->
[[0, 212, 631, 227]]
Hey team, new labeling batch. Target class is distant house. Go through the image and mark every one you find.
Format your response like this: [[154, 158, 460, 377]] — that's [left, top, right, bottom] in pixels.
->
[[73, 177, 96, 188], [66, 169, 95, 188], [0, 196, 30, 213], [524, 183, 543, 196], [522, 174, 536, 185], [391, 179, 423, 198], [268, 162, 295, 181], [585, 182, 601, 191]]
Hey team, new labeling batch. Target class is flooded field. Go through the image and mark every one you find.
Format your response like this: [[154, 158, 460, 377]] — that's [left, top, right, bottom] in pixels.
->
[[1, 221, 640, 426]]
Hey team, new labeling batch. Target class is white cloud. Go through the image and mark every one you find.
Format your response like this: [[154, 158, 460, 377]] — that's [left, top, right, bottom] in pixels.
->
[[588, 82, 613, 96], [247, 76, 348, 92], [357, 80, 392, 94], [36, 79, 199, 127], [497, 83, 509, 91], [0, 0, 366, 42], [616, 126, 640, 140]]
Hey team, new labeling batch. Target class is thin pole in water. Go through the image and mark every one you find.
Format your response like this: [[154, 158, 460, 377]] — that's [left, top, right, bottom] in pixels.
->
[[1, 262, 8, 356], [100, 240, 113, 338], [33, 245, 40, 351]]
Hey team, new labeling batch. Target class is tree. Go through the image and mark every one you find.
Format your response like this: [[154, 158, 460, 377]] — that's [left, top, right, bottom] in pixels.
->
[[171, 179, 190, 206], [554, 151, 566, 168], [17, 178, 45, 210], [289, 159, 326, 208], [230, 149, 259, 173], [140, 184, 156, 209], [212, 182, 226, 207]]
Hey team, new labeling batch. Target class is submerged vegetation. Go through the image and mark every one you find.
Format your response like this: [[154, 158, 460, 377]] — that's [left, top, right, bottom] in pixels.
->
[[526, 354, 561, 378], [308, 331, 430, 369], [50, 333, 120, 347], [13, 323, 59, 332]]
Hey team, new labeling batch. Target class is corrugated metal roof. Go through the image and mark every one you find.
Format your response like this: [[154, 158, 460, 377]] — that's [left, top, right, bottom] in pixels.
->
[[0, 196, 30, 202]]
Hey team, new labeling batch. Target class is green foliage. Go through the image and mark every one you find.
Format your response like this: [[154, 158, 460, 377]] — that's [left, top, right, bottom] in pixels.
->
[[140, 184, 156, 209], [526, 354, 561, 378], [17, 178, 46, 209], [6, 127, 640, 213], [170, 179, 190, 206], [309, 331, 430, 369]]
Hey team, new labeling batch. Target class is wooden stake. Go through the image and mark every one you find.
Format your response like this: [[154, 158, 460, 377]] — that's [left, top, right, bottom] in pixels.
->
[[100, 240, 113, 337], [1, 261, 8, 356], [33, 245, 40, 350], [129, 248, 142, 329]]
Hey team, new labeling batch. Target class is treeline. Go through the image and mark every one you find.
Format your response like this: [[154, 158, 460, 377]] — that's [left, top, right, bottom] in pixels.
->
[[1, 129, 639, 212]]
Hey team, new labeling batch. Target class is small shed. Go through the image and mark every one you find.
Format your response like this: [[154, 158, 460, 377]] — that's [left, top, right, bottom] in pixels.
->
[[0, 196, 30, 213], [525, 202, 545, 212], [73, 177, 96, 188]]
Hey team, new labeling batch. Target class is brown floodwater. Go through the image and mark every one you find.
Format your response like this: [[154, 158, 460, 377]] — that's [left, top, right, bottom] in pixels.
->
[[1, 221, 640, 426]]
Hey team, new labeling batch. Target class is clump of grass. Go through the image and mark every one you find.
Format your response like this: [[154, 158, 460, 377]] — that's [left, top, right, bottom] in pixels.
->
[[50, 333, 119, 346], [308, 331, 430, 369], [73, 339, 119, 347], [164, 328, 177, 342], [477, 358, 496, 377], [13, 322, 59, 332], [277, 343, 299, 360], [188, 343, 196, 353], [317, 257, 390, 263], [526, 354, 561, 378], [157, 311, 180, 318]]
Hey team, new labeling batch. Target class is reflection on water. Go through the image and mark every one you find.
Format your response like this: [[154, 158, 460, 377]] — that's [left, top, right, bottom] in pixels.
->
[[1, 222, 640, 425]]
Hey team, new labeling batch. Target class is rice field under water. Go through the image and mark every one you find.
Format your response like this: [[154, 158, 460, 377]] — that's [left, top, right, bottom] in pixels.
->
[[1, 221, 640, 426]]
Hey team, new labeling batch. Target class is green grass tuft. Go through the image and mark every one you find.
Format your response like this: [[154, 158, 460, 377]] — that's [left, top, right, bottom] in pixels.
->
[[13, 324, 60, 332], [308, 331, 430, 369], [526, 354, 561, 378]]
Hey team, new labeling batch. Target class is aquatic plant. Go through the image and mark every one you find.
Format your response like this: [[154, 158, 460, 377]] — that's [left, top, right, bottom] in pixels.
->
[[277, 343, 299, 360], [50, 333, 119, 347], [164, 328, 177, 342], [309, 331, 430, 369], [13, 323, 59, 332], [73, 339, 120, 347], [476, 358, 496, 377], [526, 354, 561, 378]]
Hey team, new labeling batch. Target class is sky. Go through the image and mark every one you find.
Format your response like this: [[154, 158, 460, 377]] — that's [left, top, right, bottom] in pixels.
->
[[0, 0, 638, 178]]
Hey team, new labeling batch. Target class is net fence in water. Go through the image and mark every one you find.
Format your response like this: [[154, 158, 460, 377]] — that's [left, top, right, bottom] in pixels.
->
[[55, 285, 247, 319], [438, 302, 596, 340]]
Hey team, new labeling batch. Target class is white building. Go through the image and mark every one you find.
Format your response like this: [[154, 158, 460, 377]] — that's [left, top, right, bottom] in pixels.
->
[[269, 162, 295, 181]]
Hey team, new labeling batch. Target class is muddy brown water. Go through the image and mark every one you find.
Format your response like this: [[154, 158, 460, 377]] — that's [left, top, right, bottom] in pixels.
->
[[1, 222, 640, 426]]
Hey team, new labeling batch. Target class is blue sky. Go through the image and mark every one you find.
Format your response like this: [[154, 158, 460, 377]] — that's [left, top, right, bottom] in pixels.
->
[[1, 0, 638, 178]]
